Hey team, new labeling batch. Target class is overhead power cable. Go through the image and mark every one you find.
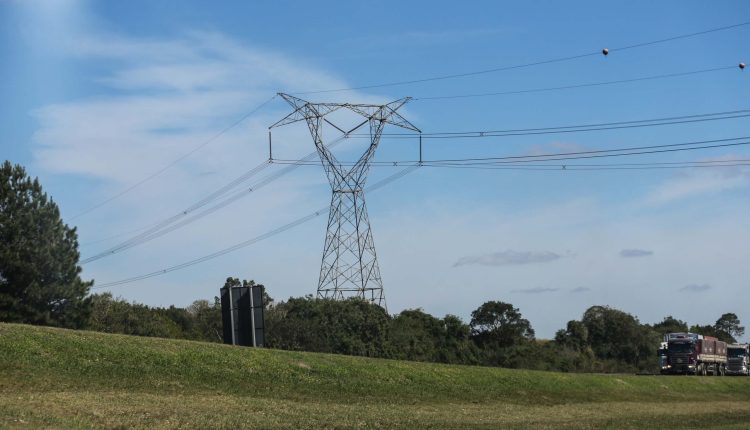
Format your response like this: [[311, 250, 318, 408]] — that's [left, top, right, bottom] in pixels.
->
[[348, 109, 750, 139], [91, 165, 419, 289], [82, 106, 750, 248], [80, 161, 273, 262], [271, 136, 750, 167], [80, 162, 273, 247], [422, 137, 750, 164], [80, 136, 347, 264], [413, 65, 739, 101], [292, 21, 750, 94], [67, 94, 278, 222], [81, 109, 750, 257], [419, 161, 750, 171], [274, 159, 750, 171]]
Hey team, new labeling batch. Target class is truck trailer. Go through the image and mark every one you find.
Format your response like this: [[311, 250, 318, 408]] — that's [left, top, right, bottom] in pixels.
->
[[661, 332, 727, 376], [726, 344, 750, 376]]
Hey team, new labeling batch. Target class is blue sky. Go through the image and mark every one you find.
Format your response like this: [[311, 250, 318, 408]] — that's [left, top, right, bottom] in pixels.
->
[[2, 0, 750, 339]]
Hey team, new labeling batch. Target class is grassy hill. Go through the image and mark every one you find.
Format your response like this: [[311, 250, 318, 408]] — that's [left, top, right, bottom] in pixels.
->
[[2, 323, 750, 429]]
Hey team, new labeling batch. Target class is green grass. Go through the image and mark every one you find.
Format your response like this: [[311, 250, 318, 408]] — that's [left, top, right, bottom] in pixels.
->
[[2, 323, 750, 429]]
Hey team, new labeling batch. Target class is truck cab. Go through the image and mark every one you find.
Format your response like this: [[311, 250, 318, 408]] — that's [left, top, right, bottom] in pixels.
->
[[663, 332, 727, 376], [726, 344, 750, 376]]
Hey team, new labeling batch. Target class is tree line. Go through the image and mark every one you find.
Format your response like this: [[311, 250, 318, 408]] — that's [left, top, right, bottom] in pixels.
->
[[1, 160, 745, 373], [81, 279, 744, 373]]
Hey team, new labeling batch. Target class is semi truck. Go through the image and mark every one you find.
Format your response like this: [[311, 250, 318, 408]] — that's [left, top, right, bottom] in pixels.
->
[[726, 344, 750, 376], [661, 332, 727, 376]]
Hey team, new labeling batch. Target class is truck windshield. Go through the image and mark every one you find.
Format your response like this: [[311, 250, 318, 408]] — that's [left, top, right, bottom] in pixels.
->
[[728, 349, 747, 358], [668, 342, 694, 353]]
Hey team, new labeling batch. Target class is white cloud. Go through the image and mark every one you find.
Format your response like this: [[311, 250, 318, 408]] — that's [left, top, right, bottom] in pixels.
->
[[453, 250, 566, 267], [31, 30, 361, 183], [646, 160, 750, 203]]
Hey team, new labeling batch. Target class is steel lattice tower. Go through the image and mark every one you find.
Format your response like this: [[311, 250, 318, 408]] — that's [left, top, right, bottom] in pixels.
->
[[270, 93, 420, 307]]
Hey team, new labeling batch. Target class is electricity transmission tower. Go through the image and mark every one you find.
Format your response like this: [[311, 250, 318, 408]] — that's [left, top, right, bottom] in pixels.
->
[[270, 93, 420, 308]]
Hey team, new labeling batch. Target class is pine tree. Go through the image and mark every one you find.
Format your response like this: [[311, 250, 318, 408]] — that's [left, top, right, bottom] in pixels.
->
[[0, 161, 92, 327]]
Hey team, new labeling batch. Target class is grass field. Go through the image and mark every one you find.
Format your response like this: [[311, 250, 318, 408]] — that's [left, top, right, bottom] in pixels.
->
[[2, 323, 750, 429]]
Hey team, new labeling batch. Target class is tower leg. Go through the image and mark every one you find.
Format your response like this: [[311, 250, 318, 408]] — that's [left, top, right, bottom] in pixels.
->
[[317, 188, 385, 307]]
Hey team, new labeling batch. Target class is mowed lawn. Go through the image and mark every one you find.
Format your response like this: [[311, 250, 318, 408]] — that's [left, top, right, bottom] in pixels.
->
[[1, 323, 750, 429]]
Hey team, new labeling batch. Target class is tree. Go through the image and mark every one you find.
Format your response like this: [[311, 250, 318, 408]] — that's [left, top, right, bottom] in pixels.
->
[[88, 293, 181, 338], [265, 297, 391, 358], [438, 314, 479, 365], [187, 299, 223, 342], [714, 313, 744, 343], [0, 161, 91, 327], [389, 309, 443, 362], [555, 320, 589, 350], [470, 301, 535, 347], [689, 324, 718, 339], [652, 316, 688, 336], [469, 301, 535, 367], [580, 305, 656, 369]]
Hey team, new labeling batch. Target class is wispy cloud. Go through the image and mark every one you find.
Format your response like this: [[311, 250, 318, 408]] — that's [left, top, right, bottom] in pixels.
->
[[679, 284, 712, 293], [453, 250, 566, 267], [511, 287, 559, 294], [570, 287, 591, 293], [620, 249, 653, 258], [647, 158, 750, 204], [30, 29, 381, 185]]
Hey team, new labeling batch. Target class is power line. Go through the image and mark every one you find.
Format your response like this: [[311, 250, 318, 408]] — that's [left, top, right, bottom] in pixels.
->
[[271, 136, 750, 167], [79, 225, 155, 247], [80, 136, 348, 264], [419, 162, 750, 171], [67, 94, 278, 222], [274, 159, 750, 171], [435, 158, 750, 168], [88, 148, 748, 289], [80, 161, 273, 247], [291, 21, 750, 94], [80, 107, 750, 250], [423, 137, 750, 164], [80, 160, 272, 263], [413, 65, 738, 101], [610, 21, 750, 52], [348, 109, 750, 139], [91, 165, 419, 289]]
